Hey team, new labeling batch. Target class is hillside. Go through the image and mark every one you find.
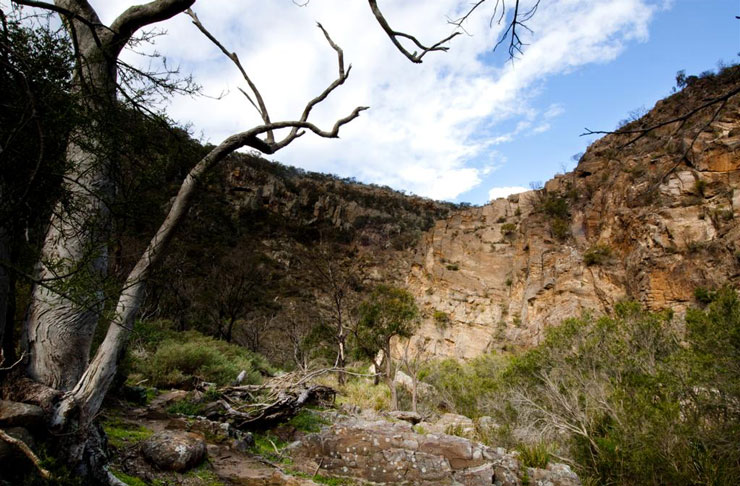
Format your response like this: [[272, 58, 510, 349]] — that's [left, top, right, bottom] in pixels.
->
[[146, 66, 740, 365]]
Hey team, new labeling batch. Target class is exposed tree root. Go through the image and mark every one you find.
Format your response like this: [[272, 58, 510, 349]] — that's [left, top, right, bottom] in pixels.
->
[[0, 428, 51, 480]]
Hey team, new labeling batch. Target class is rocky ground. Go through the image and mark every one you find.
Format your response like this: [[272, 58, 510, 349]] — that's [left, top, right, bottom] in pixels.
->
[[61, 388, 581, 486]]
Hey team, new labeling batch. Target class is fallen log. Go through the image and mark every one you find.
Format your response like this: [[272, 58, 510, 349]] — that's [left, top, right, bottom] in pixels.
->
[[213, 385, 335, 430]]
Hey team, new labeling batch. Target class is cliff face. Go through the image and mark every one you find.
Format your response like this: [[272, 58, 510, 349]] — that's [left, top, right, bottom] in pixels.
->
[[403, 67, 740, 359], [146, 153, 457, 366], [150, 67, 739, 365]]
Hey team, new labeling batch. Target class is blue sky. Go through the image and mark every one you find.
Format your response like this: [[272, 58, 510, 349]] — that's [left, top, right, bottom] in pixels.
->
[[93, 0, 740, 205], [463, 0, 739, 204]]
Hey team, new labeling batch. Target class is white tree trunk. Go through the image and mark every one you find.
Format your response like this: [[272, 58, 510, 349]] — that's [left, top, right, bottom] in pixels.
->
[[24, 0, 196, 391], [25, 25, 117, 389], [55, 134, 251, 425]]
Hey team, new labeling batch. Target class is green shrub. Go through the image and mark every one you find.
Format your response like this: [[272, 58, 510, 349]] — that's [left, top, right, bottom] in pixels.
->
[[583, 244, 612, 266], [501, 223, 517, 236], [516, 442, 551, 468], [166, 398, 205, 416], [694, 287, 716, 305], [433, 310, 450, 328], [446, 263, 459, 271], [420, 354, 507, 418], [550, 218, 570, 240], [336, 379, 390, 411], [251, 432, 290, 463], [542, 195, 570, 219], [694, 179, 707, 197], [110, 471, 156, 486], [289, 410, 329, 433], [535, 194, 571, 240], [416, 290, 740, 485], [102, 416, 153, 449], [129, 326, 272, 388]]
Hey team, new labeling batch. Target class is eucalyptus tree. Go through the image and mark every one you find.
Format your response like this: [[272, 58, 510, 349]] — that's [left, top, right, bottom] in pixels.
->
[[356, 285, 419, 411]]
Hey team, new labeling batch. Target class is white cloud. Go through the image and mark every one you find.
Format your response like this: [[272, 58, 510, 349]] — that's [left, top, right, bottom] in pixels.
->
[[89, 0, 660, 200], [488, 186, 529, 201]]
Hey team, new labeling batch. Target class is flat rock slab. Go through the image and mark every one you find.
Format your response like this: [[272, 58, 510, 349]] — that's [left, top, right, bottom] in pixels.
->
[[387, 410, 422, 424], [142, 430, 207, 472], [208, 449, 320, 486], [289, 417, 580, 486]]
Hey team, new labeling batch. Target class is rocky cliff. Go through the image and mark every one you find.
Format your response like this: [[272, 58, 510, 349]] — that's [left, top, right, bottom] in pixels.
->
[[403, 66, 740, 358], [148, 66, 740, 365]]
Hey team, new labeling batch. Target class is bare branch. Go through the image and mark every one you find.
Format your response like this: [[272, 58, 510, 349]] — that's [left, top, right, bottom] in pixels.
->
[[447, 0, 540, 59], [368, 0, 460, 64], [492, 0, 540, 58], [110, 0, 195, 42], [581, 84, 740, 145], [185, 8, 274, 143], [271, 23, 368, 150], [0, 352, 26, 371], [10, 0, 102, 30]]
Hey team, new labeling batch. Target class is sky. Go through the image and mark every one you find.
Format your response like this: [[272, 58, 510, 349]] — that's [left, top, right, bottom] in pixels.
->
[[90, 0, 739, 204]]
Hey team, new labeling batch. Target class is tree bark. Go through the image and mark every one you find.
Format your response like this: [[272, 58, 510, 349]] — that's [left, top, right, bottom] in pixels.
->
[[25, 1, 119, 390], [384, 341, 398, 411], [23, 0, 198, 391], [0, 227, 11, 365], [411, 375, 418, 414]]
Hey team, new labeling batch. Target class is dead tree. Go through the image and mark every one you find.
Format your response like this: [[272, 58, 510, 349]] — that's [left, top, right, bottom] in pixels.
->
[[399, 337, 434, 413], [311, 244, 361, 385]]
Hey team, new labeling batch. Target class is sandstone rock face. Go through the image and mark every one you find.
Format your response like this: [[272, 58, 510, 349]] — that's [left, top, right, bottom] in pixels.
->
[[290, 418, 580, 486], [401, 69, 740, 358], [141, 430, 207, 472]]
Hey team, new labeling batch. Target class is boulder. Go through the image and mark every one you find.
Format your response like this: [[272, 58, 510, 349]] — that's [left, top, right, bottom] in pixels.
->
[[0, 400, 45, 428], [148, 389, 189, 411], [387, 410, 422, 424], [289, 416, 580, 486], [429, 412, 476, 438], [141, 430, 207, 472]]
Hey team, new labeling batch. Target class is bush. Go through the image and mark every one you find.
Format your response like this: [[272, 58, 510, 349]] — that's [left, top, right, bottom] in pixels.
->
[[550, 218, 570, 241], [583, 244, 612, 266], [694, 286, 716, 305], [501, 223, 517, 236], [127, 321, 272, 388], [420, 354, 508, 418], [415, 292, 740, 485], [433, 310, 450, 328], [516, 442, 551, 468], [536, 194, 571, 240], [336, 379, 390, 411], [694, 179, 707, 197]]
